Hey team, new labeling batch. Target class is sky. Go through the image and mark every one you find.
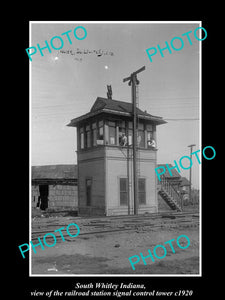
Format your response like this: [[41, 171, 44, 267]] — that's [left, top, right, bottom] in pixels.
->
[[30, 21, 201, 189]]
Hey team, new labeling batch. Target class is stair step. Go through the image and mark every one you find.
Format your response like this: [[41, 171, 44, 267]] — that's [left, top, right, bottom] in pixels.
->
[[158, 190, 181, 211]]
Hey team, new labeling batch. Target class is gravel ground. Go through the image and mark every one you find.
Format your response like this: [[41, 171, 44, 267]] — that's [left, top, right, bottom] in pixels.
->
[[31, 213, 199, 275]]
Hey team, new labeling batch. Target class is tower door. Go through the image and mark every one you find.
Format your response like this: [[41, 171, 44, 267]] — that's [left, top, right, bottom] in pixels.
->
[[86, 178, 92, 206]]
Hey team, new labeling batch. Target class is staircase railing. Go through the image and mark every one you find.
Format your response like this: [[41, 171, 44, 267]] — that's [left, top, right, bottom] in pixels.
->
[[158, 174, 182, 210]]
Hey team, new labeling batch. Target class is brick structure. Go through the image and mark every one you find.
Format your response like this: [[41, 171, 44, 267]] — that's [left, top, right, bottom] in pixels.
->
[[31, 165, 78, 211]]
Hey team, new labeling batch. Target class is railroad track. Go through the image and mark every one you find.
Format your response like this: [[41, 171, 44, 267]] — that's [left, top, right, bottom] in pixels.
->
[[31, 211, 199, 243]]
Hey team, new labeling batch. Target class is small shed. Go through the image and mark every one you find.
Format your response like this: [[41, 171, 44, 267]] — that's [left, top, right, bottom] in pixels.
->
[[180, 176, 190, 193], [31, 165, 78, 211]]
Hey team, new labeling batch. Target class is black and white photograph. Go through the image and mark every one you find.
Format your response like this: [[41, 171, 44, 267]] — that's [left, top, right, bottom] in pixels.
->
[[16, 18, 220, 298], [28, 21, 202, 277]]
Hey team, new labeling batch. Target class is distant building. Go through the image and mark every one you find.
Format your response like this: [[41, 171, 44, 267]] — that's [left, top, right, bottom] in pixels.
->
[[180, 176, 190, 193], [180, 177, 199, 205], [32, 165, 78, 211]]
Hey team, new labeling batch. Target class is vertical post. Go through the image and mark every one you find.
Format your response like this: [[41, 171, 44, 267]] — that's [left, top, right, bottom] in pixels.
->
[[189, 152, 192, 205], [127, 144, 130, 216], [126, 121, 130, 215], [131, 74, 138, 215], [188, 144, 196, 205], [123, 66, 145, 216]]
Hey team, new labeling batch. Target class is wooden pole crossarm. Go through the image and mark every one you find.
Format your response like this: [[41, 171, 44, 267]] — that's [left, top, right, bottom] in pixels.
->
[[123, 76, 131, 83], [123, 66, 146, 83], [132, 65, 146, 77]]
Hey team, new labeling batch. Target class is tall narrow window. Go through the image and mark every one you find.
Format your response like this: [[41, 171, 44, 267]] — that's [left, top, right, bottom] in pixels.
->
[[146, 124, 155, 148], [108, 121, 116, 145], [105, 124, 109, 145], [128, 121, 133, 145], [138, 178, 146, 205], [80, 127, 84, 149], [86, 124, 91, 148], [97, 120, 104, 145], [92, 122, 97, 146], [147, 131, 151, 143], [120, 178, 128, 206], [137, 123, 145, 148], [119, 120, 127, 146]]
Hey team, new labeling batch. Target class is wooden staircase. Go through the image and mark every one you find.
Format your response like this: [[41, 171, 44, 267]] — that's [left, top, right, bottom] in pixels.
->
[[158, 175, 182, 212]]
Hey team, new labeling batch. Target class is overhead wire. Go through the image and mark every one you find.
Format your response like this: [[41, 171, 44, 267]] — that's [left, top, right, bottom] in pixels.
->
[[32, 94, 200, 121]]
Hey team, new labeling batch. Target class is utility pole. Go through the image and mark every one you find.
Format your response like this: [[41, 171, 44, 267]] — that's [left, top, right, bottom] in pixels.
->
[[126, 122, 130, 215], [188, 144, 196, 205], [123, 66, 146, 215]]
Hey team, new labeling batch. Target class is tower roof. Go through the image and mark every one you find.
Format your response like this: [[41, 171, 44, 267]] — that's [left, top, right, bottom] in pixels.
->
[[67, 97, 166, 127]]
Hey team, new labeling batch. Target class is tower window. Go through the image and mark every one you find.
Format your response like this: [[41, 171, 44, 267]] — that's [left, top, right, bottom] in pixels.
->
[[108, 121, 116, 145], [119, 121, 127, 146], [96, 120, 104, 145], [146, 124, 156, 148], [80, 127, 84, 149], [98, 120, 104, 139], [86, 124, 91, 148], [120, 178, 128, 206], [92, 122, 97, 146], [138, 122, 145, 148], [138, 178, 146, 205], [128, 121, 133, 145]]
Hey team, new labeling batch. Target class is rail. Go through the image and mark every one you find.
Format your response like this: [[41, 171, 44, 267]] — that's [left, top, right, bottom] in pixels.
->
[[31, 211, 199, 242]]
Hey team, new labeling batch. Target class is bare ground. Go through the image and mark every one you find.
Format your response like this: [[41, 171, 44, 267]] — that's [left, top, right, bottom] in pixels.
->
[[31, 214, 199, 275]]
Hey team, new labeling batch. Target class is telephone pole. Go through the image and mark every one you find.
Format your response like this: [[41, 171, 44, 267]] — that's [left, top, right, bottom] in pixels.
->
[[123, 66, 146, 215]]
